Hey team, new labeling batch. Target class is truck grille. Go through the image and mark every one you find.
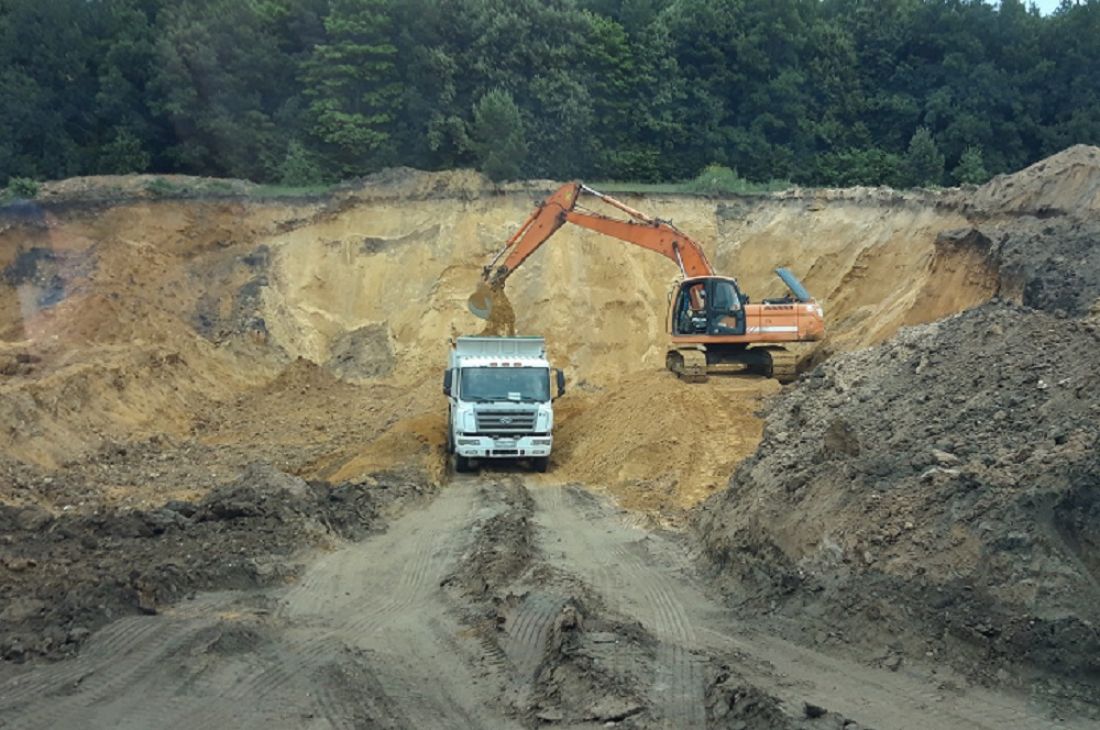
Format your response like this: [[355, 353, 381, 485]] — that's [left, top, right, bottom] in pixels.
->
[[476, 410, 537, 433]]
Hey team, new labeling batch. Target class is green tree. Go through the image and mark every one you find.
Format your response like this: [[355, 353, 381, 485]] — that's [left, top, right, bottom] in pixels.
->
[[953, 145, 990, 185], [815, 148, 904, 188], [152, 0, 300, 180], [903, 127, 945, 187], [278, 139, 326, 185], [92, 0, 164, 175], [301, 0, 401, 176], [0, 0, 100, 182], [470, 89, 527, 182], [98, 128, 152, 174]]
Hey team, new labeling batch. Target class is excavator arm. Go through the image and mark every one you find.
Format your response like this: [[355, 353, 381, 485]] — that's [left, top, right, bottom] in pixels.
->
[[479, 182, 715, 288]]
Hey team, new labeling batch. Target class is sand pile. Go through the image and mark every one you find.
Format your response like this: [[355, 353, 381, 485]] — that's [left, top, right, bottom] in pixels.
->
[[551, 372, 778, 516], [968, 144, 1100, 217]]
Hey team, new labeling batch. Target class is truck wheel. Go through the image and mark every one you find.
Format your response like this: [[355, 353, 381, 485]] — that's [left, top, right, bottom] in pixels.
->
[[532, 456, 549, 473], [454, 454, 473, 473]]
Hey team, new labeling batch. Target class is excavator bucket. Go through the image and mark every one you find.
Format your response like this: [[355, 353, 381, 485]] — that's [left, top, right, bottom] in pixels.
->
[[467, 282, 494, 319]]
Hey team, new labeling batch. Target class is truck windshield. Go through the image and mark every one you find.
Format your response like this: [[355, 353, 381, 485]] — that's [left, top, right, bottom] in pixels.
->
[[460, 367, 550, 402]]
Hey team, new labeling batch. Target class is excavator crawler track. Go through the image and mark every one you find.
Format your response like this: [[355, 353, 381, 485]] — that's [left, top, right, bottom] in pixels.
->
[[762, 347, 799, 384], [666, 349, 708, 383]]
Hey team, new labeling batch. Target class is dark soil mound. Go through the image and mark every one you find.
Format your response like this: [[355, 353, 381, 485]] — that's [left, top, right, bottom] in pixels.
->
[[0, 463, 430, 662], [696, 301, 1100, 696], [995, 218, 1100, 317]]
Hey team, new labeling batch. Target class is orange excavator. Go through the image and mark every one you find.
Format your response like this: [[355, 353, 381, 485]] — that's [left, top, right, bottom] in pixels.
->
[[467, 182, 824, 382]]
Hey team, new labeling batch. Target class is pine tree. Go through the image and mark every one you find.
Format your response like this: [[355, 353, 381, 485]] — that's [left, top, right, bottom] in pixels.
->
[[903, 127, 945, 188], [301, 0, 401, 176], [470, 89, 527, 182], [952, 145, 990, 185]]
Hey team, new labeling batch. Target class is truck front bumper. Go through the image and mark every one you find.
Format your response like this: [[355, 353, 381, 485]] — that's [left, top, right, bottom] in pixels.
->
[[455, 435, 552, 459]]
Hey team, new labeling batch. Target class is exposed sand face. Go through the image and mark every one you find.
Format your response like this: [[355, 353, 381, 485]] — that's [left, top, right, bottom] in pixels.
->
[[0, 163, 1029, 508]]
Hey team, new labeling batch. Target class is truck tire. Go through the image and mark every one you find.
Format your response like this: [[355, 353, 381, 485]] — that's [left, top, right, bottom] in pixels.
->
[[454, 454, 473, 473], [532, 456, 550, 473]]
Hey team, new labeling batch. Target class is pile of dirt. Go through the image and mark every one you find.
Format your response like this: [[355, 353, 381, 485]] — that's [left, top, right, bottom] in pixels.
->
[[706, 670, 858, 730], [551, 371, 779, 516], [325, 322, 396, 379], [36, 175, 259, 202], [989, 216, 1100, 317], [0, 461, 431, 661], [966, 144, 1100, 218], [440, 480, 657, 726], [695, 301, 1100, 697]]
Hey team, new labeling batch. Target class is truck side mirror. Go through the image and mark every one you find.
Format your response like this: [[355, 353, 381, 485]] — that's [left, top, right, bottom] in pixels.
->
[[443, 369, 453, 396], [555, 368, 566, 399]]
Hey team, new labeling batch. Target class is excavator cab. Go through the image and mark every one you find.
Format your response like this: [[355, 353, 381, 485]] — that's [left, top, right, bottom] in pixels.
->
[[672, 277, 746, 336]]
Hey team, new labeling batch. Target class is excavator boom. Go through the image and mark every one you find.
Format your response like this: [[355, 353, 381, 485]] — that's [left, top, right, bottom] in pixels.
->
[[480, 182, 714, 288]]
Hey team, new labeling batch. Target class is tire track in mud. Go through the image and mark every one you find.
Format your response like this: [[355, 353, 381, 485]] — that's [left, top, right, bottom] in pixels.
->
[[0, 483, 523, 730], [530, 484, 706, 728], [154, 633, 347, 730], [530, 482, 1088, 730], [0, 617, 212, 730], [502, 591, 567, 680], [0, 616, 165, 707], [312, 656, 412, 730], [3, 480, 1087, 730], [612, 543, 707, 729], [277, 482, 517, 730], [701, 624, 1074, 730]]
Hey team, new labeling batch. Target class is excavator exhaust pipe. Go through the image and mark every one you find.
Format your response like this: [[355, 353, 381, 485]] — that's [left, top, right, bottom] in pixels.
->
[[467, 282, 494, 320]]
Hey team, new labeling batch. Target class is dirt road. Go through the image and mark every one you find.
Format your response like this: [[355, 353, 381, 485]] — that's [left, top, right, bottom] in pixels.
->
[[0, 479, 1085, 729]]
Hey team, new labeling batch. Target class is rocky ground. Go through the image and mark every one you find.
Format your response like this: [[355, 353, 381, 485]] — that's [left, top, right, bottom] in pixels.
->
[[694, 147, 1100, 712]]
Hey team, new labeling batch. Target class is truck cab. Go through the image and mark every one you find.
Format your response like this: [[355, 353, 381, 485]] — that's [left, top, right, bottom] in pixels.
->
[[443, 336, 565, 473]]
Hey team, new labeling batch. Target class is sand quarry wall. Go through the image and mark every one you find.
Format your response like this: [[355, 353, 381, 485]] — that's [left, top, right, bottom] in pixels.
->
[[0, 165, 1030, 490], [259, 183, 997, 384], [248, 179, 1003, 507]]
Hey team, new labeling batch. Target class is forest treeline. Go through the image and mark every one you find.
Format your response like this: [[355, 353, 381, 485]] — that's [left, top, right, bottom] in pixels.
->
[[2, 0, 1099, 189]]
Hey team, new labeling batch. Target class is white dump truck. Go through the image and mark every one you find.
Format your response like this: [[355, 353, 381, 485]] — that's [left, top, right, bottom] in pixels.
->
[[443, 336, 565, 473]]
